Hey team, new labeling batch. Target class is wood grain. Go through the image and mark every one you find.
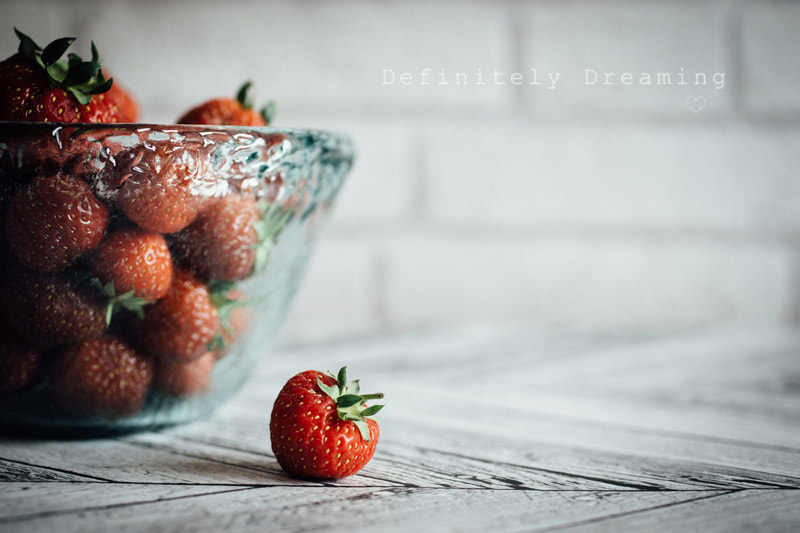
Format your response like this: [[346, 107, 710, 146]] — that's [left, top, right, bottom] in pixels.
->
[[1, 325, 798, 532]]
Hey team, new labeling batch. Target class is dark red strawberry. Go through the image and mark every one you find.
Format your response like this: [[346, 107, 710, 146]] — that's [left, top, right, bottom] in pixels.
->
[[175, 195, 260, 281], [177, 81, 274, 126], [270, 366, 384, 480], [0, 321, 44, 394], [114, 146, 205, 234], [51, 334, 153, 418], [154, 351, 215, 398], [5, 172, 109, 272], [0, 29, 120, 123], [88, 227, 173, 320], [104, 74, 138, 123], [130, 268, 219, 362], [0, 267, 106, 348]]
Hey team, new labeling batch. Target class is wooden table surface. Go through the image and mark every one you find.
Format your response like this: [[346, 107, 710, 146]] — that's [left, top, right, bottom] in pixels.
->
[[1, 325, 799, 532]]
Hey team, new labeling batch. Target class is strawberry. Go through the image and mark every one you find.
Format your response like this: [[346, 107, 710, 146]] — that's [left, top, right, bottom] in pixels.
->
[[104, 75, 138, 122], [50, 334, 153, 418], [209, 284, 252, 360], [4, 171, 109, 272], [114, 145, 205, 234], [0, 29, 120, 123], [88, 227, 173, 322], [0, 320, 44, 394], [177, 81, 275, 126], [154, 351, 215, 398], [174, 195, 260, 281], [129, 268, 219, 362], [270, 366, 384, 480], [0, 267, 106, 348]]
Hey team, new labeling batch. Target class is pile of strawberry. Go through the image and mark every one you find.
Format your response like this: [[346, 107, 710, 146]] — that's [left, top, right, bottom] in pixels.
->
[[0, 30, 286, 420]]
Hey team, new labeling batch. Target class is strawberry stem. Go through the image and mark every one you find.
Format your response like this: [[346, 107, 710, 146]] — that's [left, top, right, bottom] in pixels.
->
[[317, 366, 384, 442], [92, 279, 151, 325], [14, 28, 113, 105]]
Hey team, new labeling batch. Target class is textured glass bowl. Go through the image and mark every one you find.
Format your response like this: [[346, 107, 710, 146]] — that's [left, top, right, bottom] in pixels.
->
[[0, 122, 353, 436]]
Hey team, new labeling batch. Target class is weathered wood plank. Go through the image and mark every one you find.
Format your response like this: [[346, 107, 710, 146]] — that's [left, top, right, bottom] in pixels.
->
[[0, 482, 244, 524], [558, 489, 800, 533], [0, 326, 797, 532], [0, 439, 279, 485], [0, 487, 730, 533]]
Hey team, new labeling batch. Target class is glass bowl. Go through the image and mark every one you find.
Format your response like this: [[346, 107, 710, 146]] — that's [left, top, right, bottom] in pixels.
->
[[0, 122, 353, 436]]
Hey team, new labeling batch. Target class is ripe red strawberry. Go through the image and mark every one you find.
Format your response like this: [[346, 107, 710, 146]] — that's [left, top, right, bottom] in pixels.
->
[[209, 285, 252, 360], [88, 227, 173, 322], [0, 29, 120, 123], [177, 81, 274, 126], [4, 172, 109, 272], [114, 146, 205, 234], [0, 267, 106, 348], [175, 195, 260, 281], [0, 321, 44, 394], [51, 334, 153, 418], [270, 366, 384, 480], [130, 268, 219, 362], [104, 74, 138, 122], [154, 350, 215, 398]]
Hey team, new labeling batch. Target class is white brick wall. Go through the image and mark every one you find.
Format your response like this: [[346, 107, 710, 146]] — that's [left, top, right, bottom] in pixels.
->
[[3, 0, 799, 334], [741, 2, 800, 115]]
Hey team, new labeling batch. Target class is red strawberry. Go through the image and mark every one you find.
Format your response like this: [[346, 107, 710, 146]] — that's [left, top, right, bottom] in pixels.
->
[[88, 227, 173, 322], [130, 268, 219, 362], [104, 74, 138, 123], [177, 81, 274, 126], [270, 366, 384, 480], [0, 321, 44, 394], [154, 350, 215, 398], [114, 145, 205, 234], [4, 172, 109, 272], [0, 29, 120, 123], [175, 195, 260, 281], [51, 334, 153, 418], [209, 285, 252, 360], [0, 268, 106, 348]]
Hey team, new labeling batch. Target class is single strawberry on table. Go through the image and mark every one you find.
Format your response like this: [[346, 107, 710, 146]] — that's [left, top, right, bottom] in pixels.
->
[[0, 28, 121, 123], [177, 81, 275, 126], [50, 334, 153, 418], [270, 366, 384, 480]]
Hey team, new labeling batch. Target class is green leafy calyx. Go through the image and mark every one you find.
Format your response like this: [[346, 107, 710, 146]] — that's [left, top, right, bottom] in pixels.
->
[[15, 28, 113, 105], [252, 203, 294, 274], [92, 279, 151, 325], [234, 80, 276, 124], [317, 366, 384, 442]]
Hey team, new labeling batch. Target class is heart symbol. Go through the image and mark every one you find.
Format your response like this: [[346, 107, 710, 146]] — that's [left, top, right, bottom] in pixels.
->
[[686, 96, 706, 114]]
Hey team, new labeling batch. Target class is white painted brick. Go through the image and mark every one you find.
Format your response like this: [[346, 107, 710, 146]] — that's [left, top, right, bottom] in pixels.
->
[[80, 1, 511, 123], [281, 236, 379, 333], [382, 233, 794, 329], [519, 3, 732, 117], [1, 2, 80, 56], [277, 115, 418, 227], [741, 2, 800, 113], [423, 121, 800, 233]]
